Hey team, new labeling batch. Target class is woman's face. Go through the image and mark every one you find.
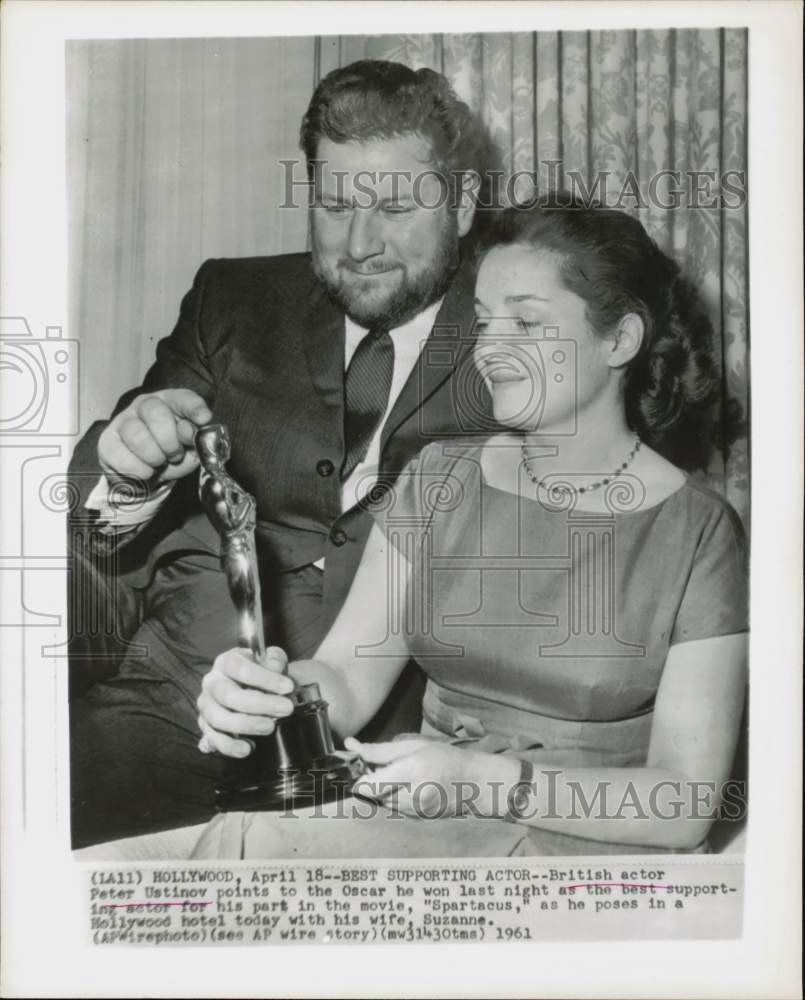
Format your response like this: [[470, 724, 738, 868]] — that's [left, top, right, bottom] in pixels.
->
[[473, 244, 613, 434]]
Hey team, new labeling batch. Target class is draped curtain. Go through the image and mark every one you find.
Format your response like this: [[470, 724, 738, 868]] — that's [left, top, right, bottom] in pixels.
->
[[68, 29, 748, 521]]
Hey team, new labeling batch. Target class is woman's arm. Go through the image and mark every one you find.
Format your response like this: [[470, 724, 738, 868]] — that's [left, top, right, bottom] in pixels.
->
[[297, 524, 412, 737], [197, 522, 412, 754], [352, 633, 747, 850], [527, 632, 747, 849]]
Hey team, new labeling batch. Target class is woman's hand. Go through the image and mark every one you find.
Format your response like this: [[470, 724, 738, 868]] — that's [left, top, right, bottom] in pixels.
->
[[346, 737, 519, 819], [196, 645, 295, 757]]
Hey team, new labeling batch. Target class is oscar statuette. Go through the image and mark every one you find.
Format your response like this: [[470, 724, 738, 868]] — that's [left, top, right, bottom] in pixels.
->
[[195, 423, 363, 811]]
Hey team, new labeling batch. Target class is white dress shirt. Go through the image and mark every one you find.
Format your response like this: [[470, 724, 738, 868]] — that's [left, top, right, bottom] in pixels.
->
[[86, 297, 445, 535]]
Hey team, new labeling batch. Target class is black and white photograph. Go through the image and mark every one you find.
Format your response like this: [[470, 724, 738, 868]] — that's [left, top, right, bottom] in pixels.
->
[[0, 2, 801, 997], [66, 25, 752, 861]]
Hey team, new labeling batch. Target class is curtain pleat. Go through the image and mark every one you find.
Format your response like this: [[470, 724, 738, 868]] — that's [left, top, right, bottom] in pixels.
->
[[534, 33, 562, 191], [69, 36, 314, 433]]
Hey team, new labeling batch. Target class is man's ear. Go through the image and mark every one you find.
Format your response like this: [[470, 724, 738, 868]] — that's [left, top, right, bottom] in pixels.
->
[[607, 313, 645, 368], [455, 171, 480, 237]]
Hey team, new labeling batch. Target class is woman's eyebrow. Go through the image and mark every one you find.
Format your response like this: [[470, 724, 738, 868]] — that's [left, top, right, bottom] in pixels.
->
[[505, 294, 551, 304], [474, 294, 551, 311]]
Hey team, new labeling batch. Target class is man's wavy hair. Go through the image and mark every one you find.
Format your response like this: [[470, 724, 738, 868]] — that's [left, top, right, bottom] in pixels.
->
[[481, 194, 724, 469], [300, 60, 500, 232]]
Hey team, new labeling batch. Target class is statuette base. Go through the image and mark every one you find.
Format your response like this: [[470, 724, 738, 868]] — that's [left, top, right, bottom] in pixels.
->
[[216, 755, 365, 812], [214, 682, 365, 812]]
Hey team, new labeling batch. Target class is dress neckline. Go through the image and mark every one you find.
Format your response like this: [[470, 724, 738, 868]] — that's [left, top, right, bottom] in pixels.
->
[[473, 447, 691, 519]]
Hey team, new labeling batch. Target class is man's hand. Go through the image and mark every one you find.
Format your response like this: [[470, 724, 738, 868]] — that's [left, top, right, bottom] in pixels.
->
[[197, 646, 295, 758], [98, 388, 213, 484]]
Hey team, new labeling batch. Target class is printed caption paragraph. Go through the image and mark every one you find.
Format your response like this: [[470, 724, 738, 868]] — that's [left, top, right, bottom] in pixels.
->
[[86, 859, 743, 945]]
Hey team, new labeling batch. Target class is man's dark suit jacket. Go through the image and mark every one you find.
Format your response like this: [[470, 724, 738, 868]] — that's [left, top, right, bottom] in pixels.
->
[[69, 250, 495, 736]]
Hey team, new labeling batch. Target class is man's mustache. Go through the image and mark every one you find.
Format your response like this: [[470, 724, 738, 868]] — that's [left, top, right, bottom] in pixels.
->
[[337, 259, 403, 276]]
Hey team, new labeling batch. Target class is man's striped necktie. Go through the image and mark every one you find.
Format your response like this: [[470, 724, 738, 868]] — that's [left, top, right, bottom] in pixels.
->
[[341, 328, 395, 480]]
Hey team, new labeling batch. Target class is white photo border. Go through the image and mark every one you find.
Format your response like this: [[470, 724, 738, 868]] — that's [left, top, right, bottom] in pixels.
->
[[1, 2, 802, 997]]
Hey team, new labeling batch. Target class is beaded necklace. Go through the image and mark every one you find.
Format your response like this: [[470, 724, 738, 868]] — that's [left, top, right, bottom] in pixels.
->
[[520, 436, 642, 494]]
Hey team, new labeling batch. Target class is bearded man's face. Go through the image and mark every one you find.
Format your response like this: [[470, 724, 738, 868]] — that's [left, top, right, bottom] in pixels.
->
[[310, 135, 472, 329]]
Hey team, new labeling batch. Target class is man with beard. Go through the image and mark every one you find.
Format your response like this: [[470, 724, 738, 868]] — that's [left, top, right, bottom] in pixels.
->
[[68, 59, 500, 846]]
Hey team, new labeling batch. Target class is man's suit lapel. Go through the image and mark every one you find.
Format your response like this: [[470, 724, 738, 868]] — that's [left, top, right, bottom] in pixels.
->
[[380, 257, 478, 452], [300, 275, 346, 413]]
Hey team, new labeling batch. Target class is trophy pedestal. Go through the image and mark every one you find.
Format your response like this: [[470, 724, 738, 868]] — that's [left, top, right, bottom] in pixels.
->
[[215, 682, 364, 812]]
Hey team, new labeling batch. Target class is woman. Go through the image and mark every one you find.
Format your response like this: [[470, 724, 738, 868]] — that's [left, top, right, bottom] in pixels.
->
[[196, 198, 748, 855]]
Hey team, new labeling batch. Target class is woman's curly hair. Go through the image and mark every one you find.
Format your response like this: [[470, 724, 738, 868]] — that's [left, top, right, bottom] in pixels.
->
[[481, 194, 720, 468]]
